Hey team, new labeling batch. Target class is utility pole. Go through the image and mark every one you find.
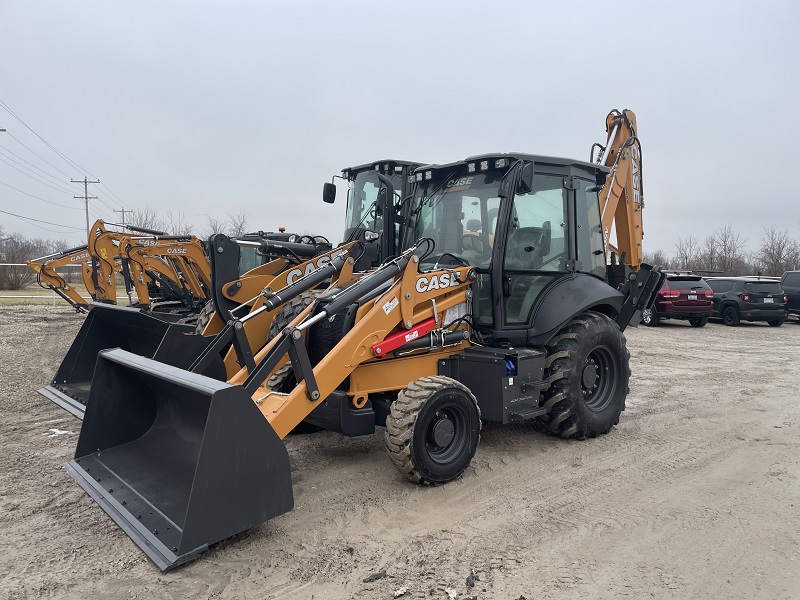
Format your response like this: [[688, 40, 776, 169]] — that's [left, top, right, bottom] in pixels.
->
[[71, 177, 100, 239], [113, 207, 131, 226]]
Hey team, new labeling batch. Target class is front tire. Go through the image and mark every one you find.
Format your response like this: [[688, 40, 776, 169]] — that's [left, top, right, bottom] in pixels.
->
[[722, 305, 740, 326], [537, 312, 629, 439], [385, 376, 481, 484], [768, 319, 784, 327], [689, 317, 708, 328]]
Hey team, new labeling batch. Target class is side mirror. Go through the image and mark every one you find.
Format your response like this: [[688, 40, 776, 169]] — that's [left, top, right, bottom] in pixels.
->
[[323, 182, 336, 204], [517, 162, 534, 194], [595, 170, 607, 187]]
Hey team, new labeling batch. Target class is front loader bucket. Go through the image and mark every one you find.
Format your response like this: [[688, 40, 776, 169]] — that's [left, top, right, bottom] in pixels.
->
[[65, 349, 293, 571], [40, 303, 223, 419]]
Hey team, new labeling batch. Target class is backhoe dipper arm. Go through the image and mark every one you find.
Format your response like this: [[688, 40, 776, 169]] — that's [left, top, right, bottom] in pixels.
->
[[26, 246, 94, 311], [594, 109, 644, 270]]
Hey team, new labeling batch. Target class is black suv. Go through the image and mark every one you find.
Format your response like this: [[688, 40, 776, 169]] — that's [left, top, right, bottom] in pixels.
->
[[781, 271, 800, 321], [706, 277, 788, 326], [642, 273, 714, 327]]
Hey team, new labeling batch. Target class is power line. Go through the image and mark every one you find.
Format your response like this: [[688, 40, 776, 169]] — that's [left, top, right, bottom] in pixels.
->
[[5, 131, 73, 179], [0, 207, 85, 232], [0, 179, 82, 209], [0, 142, 80, 191], [0, 153, 79, 196], [0, 98, 127, 209]]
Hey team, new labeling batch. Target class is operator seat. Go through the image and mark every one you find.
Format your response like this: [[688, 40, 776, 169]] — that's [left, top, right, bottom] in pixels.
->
[[505, 226, 547, 270]]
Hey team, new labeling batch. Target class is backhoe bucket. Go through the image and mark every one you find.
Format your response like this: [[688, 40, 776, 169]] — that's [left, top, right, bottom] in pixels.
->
[[65, 349, 293, 571], [40, 303, 223, 419]]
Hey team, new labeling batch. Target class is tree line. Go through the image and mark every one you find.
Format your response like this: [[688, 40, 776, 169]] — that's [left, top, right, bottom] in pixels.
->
[[643, 224, 799, 278]]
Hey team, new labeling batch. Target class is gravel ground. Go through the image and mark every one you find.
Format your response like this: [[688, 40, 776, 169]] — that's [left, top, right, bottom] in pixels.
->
[[1, 305, 798, 599]]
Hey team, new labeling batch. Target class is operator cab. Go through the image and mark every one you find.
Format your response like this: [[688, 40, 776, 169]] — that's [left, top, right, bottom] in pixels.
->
[[323, 159, 422, 270], [403, 154, 611, 346]]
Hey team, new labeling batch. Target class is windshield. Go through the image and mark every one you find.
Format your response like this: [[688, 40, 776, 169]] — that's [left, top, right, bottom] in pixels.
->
[[344, 170, 405, 237], [404, 170, 506, 267]]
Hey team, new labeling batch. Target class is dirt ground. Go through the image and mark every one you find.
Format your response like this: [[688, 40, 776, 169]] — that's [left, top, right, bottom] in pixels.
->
[[1, 305, 798, 600]]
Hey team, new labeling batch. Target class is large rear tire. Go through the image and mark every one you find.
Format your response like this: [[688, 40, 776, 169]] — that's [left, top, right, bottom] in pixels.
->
[[537, 312, 629, 439], [384, 376, 481, 484]]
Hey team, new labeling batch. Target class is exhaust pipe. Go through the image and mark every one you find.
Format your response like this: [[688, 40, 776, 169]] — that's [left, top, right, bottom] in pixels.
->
[[66, 349, 293, 571]]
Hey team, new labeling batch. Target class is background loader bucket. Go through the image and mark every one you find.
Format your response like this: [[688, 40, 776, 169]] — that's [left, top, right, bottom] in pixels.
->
[[65, 349, 293, 571], [40, 303, 224, 419]]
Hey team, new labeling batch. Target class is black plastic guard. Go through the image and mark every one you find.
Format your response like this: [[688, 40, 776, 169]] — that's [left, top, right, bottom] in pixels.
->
[[66, 349, 293, 571], [41, 303, 223, 419]]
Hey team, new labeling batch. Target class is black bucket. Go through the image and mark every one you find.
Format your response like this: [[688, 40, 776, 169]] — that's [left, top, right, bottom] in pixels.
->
[[40, 303, 224, 419], [65, 349, 293, 571]]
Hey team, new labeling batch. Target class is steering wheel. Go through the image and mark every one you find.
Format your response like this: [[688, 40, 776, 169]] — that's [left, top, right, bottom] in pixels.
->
[[461, 234, 487, 253]]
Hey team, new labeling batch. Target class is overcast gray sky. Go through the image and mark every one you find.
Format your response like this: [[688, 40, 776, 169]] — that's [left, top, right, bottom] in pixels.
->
[[1, 0, 798, 256]]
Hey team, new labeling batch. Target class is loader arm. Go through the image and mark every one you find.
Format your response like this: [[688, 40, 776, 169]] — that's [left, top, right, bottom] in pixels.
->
[[241, 255, 475, 438], [594, 109, 644, 270]]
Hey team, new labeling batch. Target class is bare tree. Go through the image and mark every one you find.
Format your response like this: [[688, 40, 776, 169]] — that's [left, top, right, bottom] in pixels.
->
[[163, 210, 194, 236], [227, 210, 249, 237], [0, 234, 37, 290], [674, 236, 700, 271], [715, 224, 747, 275], [757, 226, 800, 276], [699, 234, 720, 274], [202, 215, 229, 239], [127, 207, 165, 233], [642, 249, 671, 270]]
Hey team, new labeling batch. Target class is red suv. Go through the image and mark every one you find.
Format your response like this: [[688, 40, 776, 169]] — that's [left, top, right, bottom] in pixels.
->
[[642, 274, 714, 327]]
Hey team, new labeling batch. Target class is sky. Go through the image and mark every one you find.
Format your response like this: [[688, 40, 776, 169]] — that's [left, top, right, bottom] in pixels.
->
[[1, 0, 798, 257]]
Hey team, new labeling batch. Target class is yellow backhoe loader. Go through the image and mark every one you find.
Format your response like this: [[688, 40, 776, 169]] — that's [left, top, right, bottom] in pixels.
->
[[64, 109, 663, 571]]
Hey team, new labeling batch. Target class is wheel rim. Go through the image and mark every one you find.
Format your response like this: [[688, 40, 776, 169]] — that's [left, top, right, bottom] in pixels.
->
[[425, 401, 469, 464], [724, 308, 735, 324], [581, 345, 619, 412]]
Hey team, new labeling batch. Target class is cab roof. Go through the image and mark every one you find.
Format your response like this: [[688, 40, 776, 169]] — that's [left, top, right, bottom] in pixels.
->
[[412, 153, 609, 175]]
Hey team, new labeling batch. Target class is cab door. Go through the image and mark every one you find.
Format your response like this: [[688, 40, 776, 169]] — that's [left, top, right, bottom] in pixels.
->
[[500, 174, 568, 327]]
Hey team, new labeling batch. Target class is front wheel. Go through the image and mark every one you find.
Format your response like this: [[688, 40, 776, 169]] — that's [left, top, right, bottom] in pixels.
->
[[537, 312, 629, 439], [768, 319, 784, 327], [722, 306, 740, 326], [689, 317, 708, 328], [384, 376, 481, 484]]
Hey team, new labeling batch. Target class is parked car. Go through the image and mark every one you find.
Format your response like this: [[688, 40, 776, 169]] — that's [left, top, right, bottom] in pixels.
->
[[705, 277, 788, 326], [642, 273, 714, 327], [781, 271, 800, 321]]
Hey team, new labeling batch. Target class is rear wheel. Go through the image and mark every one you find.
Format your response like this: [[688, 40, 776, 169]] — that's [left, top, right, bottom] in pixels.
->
[[642, 308, 660, 326], [537, 312, 629, 439], [385, 376, 481, 484], [689, 317, 708, 328], [722, 305, 740, 326], [768, 319, 784, 327]]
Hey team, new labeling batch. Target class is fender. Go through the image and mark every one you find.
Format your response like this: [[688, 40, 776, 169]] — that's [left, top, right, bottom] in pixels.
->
[[526, 273, 624, 346]]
